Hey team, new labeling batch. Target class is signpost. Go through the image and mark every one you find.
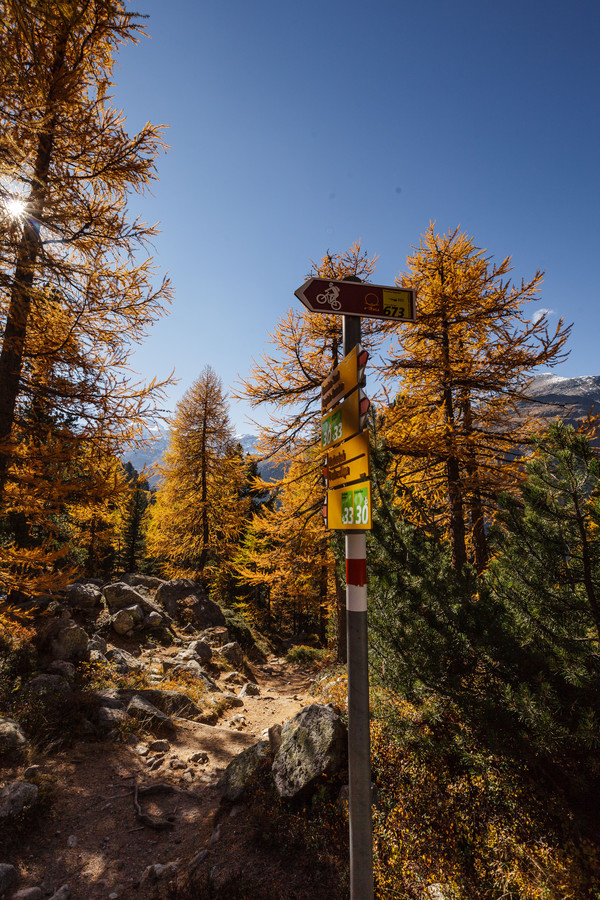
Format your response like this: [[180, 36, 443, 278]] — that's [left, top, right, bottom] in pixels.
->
[[295, 277, 416, 322], [297, 274, 416, 900]]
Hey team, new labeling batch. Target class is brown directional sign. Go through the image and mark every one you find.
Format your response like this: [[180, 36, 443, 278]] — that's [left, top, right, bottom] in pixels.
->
[[295, 278, 416, 322], [321, 345, 368, 413], [325, 432, 370, 489]]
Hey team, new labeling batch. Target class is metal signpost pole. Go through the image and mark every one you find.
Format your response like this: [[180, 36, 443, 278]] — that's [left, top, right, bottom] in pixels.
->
[[343, 311, 374, 900]]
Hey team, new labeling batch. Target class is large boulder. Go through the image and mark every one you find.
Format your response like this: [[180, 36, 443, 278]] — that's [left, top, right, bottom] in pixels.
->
[[104, 647, 143, 674], [177, 640, 212, 664], [65, 582, 102, 609], [218, 741, 271, 802], [217, 641, 244, 668], [126, 695, 175, 733], [272, 704, 347, 800], [38, 618, 89, 661], [154, 579, 225, 629], [121, 574, 165, 591], [0, 716, 28, 761], [111, 608, 135, 635], [0, 781, 38, 821]]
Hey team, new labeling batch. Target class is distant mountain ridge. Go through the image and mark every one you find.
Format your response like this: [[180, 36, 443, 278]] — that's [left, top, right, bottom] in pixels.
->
[[123, 375, 600, 485], [526, 374, 600, 428], [123, 430, 259, 487]]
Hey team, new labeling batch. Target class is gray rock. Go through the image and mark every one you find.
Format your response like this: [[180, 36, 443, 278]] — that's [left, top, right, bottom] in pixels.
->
[[88, 649, 108, 665], [0, 863, 18, 894], [426, 886, 453, 900], [139, 861, 178, 887], [222, 671, 244, 685], [218, 740, 270, 802], [217, 642, 244, 668], [104, 647, 142, 673], [96, 707, 127, 730], [93, 688, 124, 708], [146, 611, 163, 627], [111, 608, 135, 635], [13, 887, 44, 900], [26, 674, 71, 698], [121, 574, 165, 591], [66, 582, 101, 609], [46, 620, 89, 661], [126, 696, 175, 733], [48, 887, 70, 900], [126, 604, 144, 624], [239, 682, 260, 698], [221, 692, 244, 708], [148, 739, 170, 752], [171, 663, 221, 693], [88, 633, 107, 654], [103, 581, 146, 612], [0, 716, 28, 759], [46, 660, 75, 680], [154, 579, 225, 628], [272, 704, 347, 799], [178, 640, 212, 663], [189, 750, 209, 764], [0, 781, 38, 820]]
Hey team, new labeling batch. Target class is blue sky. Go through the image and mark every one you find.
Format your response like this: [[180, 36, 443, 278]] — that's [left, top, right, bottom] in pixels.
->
[[113, 0, 599, 433]]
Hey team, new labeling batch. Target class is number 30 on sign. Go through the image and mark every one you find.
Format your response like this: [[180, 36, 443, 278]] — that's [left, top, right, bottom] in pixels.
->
[[326, 481, 372, 531]]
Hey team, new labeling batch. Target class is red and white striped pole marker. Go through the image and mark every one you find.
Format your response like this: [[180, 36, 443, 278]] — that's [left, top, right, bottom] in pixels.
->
[[343, 306, 374, 900]]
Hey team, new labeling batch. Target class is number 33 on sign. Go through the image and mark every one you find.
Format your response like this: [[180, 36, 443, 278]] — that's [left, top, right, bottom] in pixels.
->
[[326, 482, 372, 530]]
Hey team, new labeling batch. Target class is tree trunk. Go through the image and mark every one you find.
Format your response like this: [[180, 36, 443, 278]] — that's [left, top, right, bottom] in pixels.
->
[[0, 27, 68, 503]]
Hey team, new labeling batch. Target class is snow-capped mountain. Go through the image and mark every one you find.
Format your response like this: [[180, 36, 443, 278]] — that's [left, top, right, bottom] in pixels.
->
[[526, 374, 600, 427]]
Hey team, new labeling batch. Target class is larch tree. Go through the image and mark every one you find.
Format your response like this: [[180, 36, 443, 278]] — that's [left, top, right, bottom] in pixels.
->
[[236, 242, 381, 654], [146, 366, 249, 594], [0, 0, 172, 592], [379, 225, 571, 573], [234, 449, 335, 642], [237, 242, 380, 463]]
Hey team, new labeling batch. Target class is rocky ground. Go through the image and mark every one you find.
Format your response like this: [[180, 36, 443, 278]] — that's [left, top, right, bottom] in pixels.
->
[[0, 579, 348, 900], [1, 656, 323, 900]]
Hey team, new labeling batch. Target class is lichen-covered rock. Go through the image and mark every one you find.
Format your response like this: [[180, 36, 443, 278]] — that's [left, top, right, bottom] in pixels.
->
[[0, 716, 28, 760], [272, 704, 347, 800], [154, 579, 225, 629], [26, 674, 71, 698], [112, 608, 135, 635], [103, 582, 146, 612], [104, 647, 142, 673], [39, 618, 89, 661], [0, 781, 38, 820], [66, 582, 102, 609], [217, 641, 244, 668], [218, 741, 270, 802]]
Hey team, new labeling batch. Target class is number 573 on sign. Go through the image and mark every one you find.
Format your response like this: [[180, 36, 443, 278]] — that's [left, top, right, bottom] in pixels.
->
[[326, 481, 372, 531]]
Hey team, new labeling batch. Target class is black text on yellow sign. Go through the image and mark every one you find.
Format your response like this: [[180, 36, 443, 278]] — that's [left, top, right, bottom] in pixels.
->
[[321, 344, 369, 413], [327, 480, 372, 531], [326, 432, 370, 488]]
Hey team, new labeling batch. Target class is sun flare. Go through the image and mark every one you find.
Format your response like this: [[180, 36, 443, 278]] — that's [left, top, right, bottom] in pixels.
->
[[5, 197, 26, 219]]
